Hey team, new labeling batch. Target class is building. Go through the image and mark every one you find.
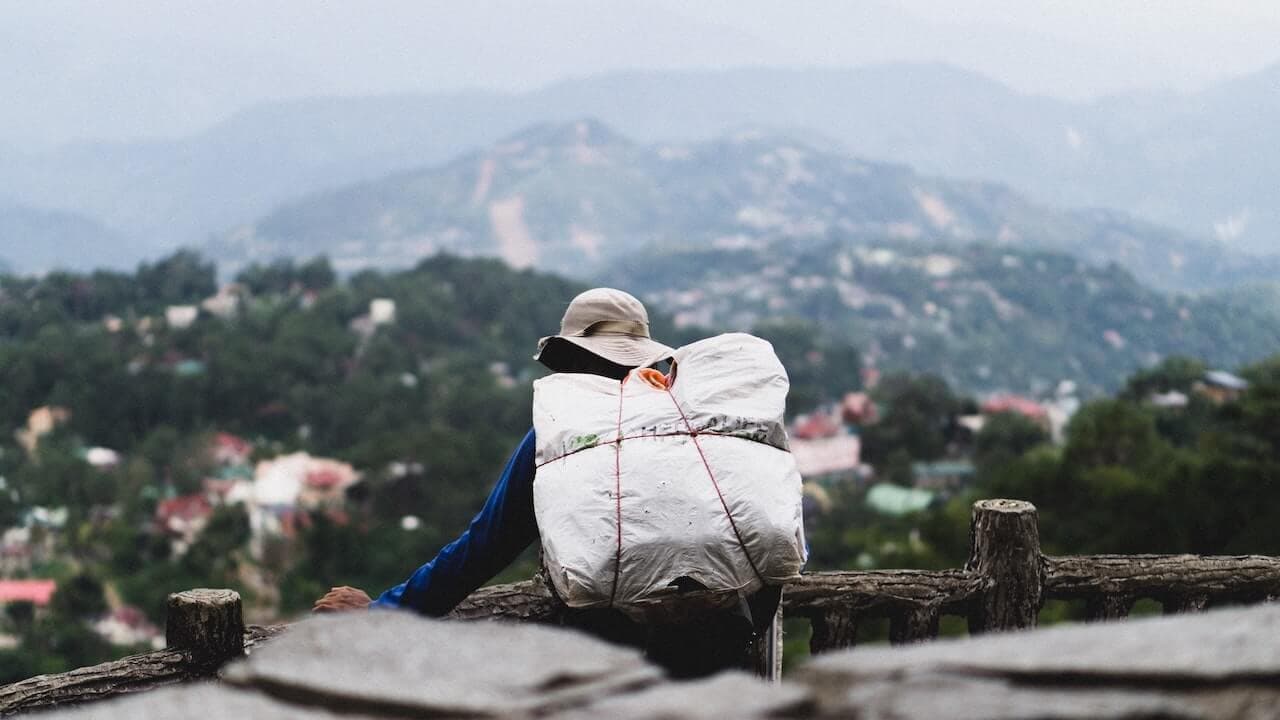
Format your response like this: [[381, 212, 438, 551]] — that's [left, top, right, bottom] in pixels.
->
[[981, 394, 1051, 431], [211, 433, 253, 467], [165, 305, 199, 329], [865, 483, 937, 517], [369, 299, 397, 326], [236, 453, 362, 560], [911, 461, 975, 491], [93, 606, 164, 649], [1196, 370, 1249, 405], [790, 435, 863, 485], [201, 285, 245, 319], [789, 404, 864, 484], [0, 528, 34, 576], [1150, 391, 1190, 409], [155, 494, 214, 555], [23, 506, 69, 529], [83, 447, 121, 469], [15, 406, 71, 456], [791, 412, 842, 441], [840, 393, 879, 426], [0, 579, 57, 608]]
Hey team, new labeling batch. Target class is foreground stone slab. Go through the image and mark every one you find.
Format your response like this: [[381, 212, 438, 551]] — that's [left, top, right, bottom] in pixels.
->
[[802, 603, 1280, 682], [827, 674, 1200, 720], [220, 612, 662, 717], [53, 682, 372, 720], [797, 603, 1280, 719], [35, 602, 1280, 719], [558, 672, 813, 720]]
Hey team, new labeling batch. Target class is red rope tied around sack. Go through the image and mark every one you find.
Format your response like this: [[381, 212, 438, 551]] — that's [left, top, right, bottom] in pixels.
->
[[609, 377, 626, 607], [662, 385, 766, 585]]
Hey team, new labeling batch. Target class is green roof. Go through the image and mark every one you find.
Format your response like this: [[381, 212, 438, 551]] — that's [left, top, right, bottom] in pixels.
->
[[911, 461, 975, 478], [865, 483, 936, 517], [174, 359, 207, 377], [217, 464, 254, 481]]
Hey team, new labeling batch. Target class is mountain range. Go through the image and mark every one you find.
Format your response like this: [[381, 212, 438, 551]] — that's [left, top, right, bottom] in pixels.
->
[[1, 62, 1278, 274], [0, 202, 137, 272], [204, 118, 1280, 395], [212, 119, 1277, 293]]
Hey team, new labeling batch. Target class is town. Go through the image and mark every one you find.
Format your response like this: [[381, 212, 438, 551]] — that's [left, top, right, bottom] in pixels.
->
[[1, 252, 1269, 680]]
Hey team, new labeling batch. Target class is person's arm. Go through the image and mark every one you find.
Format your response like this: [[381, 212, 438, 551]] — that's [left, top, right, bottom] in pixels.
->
[[368, 429, 540, 616]]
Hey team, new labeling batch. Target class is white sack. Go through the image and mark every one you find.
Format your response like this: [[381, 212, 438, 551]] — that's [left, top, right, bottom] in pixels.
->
[[533, 333, 807, 616]]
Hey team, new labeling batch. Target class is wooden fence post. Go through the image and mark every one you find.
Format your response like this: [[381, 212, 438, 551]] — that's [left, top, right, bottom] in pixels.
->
[[966, 499, 1043, 634], [166, 589, 244, 673], [1086, 594, 1133, 622], [889, 605, 940, 645], [809, 609, 858, 654], [1163, 594, 1209, 614]]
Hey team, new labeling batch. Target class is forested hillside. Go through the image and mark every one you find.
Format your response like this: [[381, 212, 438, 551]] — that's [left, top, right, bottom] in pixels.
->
[[3, 249, 1280, 680], [612, 240, 1280, 396], [0, 251, 861, 680], [216, 120, 1276, 293]]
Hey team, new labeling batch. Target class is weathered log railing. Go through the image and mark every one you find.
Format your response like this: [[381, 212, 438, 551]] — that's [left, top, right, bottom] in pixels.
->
[[0, 589, 284, 716], [450, 500, 1280, 653], [6, 498, 1280, 715]]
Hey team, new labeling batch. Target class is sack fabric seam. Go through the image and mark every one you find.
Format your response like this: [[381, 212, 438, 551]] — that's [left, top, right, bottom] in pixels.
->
[[609, 379, 625, 607], [535, 430, 786, 469]]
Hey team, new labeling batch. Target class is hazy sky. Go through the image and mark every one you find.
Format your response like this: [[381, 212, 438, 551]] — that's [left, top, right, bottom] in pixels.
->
[[4, 1, 1278, 148]]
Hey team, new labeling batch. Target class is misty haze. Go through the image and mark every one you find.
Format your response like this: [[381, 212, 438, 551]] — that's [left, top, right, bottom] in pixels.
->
[[2, 3, 1280, 717]]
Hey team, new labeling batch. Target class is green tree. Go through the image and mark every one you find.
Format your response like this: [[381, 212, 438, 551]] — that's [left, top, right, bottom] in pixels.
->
[[862, 373, 966, 464], [135, 250, 217, 309], [974, 412, 1050, 472], [1121, 356, 1207, 401], [1062, 400, 1164, 471], [50, 573, 108, 620]]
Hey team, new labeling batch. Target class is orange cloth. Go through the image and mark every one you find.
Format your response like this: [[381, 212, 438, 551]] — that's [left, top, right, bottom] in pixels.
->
[[633, 367, 672, 390]]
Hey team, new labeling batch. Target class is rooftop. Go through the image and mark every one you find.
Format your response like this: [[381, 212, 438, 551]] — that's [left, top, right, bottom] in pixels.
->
[[0, 579, 57, 606]]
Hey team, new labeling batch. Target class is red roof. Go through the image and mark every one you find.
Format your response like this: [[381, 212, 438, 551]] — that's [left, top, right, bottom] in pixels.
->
[[841, 392, 878, 425], [305, 468, 345, 489], [156, 494, 213, 524], [792, 413, 842, 440], [0, 579, 57, 606], [982, 394, 1049, 421], [108, 605, 158, 631], [214, 432, 252, 456], [791, 435, 862, 478]]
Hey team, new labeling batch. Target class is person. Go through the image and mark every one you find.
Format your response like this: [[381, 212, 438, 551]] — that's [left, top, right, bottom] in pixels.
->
[[314, 287, 780, 676]]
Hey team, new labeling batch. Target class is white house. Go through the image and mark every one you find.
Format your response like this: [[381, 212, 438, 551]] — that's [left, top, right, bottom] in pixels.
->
[[165, 305, 199, 329]]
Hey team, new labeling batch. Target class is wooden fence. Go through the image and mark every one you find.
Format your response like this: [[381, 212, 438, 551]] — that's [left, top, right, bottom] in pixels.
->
[[5, 499, 1280, 715]]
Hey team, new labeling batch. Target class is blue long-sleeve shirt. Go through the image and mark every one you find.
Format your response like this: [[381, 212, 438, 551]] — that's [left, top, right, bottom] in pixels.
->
[[371, 429, 539, 615]]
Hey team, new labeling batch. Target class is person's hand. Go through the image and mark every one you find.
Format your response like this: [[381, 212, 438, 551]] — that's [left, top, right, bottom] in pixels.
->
[[313, 586, 372, 613]]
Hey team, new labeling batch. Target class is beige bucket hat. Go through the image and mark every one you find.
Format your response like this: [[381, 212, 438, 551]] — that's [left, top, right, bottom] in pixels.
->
[[535, 288, 674, 369]]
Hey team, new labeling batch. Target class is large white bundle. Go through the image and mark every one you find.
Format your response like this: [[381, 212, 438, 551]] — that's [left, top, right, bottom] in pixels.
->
[[533, 333, 807, 617]]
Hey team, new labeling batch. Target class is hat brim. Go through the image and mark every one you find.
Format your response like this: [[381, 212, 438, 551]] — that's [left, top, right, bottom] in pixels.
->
[[535, 334, 674, 369]]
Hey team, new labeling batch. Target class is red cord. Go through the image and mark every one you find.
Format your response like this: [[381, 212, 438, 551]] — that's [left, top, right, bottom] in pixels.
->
[[609, 378, 625, 607], [662, 387, 765, 585]]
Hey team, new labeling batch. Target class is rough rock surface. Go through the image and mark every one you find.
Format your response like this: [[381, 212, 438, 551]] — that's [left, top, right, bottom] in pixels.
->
[[795, 603, 1280, 720], [220, 612, 662, 717], [557, 672, 812, 720], [801, 602, 1280, 682], [38, 604, 1280, 719]]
